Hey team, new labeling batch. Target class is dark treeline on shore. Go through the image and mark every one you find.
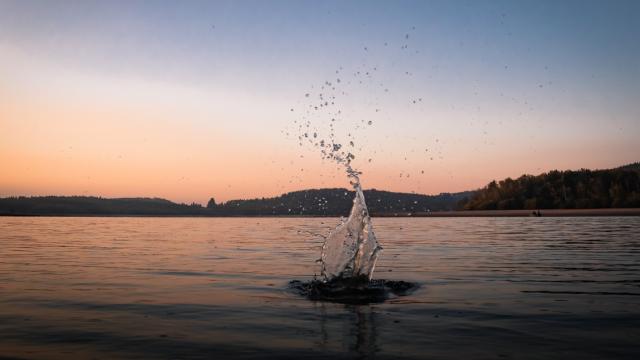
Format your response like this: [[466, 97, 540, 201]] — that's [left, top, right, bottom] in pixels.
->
[[0, 189, 472, 217], [2, 162, 638, 216], [0, 197, 207, 216], [216, 189, 472, 216], [459, 162, 640, 210]]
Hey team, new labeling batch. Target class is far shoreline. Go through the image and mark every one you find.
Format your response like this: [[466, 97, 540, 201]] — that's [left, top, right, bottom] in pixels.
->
[[1, 208, 639, 218], [387, 208, 640, 217]]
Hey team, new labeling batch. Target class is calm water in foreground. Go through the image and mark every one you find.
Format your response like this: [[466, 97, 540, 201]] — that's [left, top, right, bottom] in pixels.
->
[[1, 217, 639, 359]]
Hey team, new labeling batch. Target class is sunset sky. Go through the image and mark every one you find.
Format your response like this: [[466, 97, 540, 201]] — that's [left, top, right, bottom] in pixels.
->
[[1, 0, 639, 203]]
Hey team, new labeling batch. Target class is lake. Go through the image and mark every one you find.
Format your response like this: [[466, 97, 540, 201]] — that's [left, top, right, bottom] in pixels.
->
[[1, 216, 639, 359]]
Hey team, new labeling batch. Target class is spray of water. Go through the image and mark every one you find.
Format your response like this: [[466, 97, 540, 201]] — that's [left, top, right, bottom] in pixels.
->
[[287, 31, 425, 300], [287, 30, 431, 282], [320, 163, 382, 281]]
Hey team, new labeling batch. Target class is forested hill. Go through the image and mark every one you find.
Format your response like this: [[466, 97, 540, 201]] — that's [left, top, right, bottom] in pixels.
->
[[619, 162, 640, 172], [3, 162, 637, 216], [460, 163, 640, 210], [217, 189, 473, 216], [0, 189, 472, 216], [0, 196, 207, 216]]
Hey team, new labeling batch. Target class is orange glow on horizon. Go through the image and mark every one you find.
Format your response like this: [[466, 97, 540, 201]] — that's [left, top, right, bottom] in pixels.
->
[[1, 41, 637, 204]]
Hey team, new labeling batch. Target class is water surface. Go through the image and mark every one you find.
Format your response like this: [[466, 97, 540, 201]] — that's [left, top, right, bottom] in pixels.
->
[[1, 217, 639, 359]]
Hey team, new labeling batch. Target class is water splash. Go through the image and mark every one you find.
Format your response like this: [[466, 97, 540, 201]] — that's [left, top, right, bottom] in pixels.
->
[[294, 65, 383, 281], [287, 30, 431, 280], [284, 32, 434, 301], [320, 163, 382, 281]]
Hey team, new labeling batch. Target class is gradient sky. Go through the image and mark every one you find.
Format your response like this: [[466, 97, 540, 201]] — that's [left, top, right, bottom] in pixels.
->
[[1, 0, 639, 203]]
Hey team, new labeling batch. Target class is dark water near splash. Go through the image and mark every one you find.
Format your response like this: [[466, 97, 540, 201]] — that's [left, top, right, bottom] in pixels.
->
[[1, 217, 639, 359]]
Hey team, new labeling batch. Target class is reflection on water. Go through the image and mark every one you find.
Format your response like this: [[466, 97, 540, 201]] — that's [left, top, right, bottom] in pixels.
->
[[1, 216, 639, 359], [315, 304, 378, 359]]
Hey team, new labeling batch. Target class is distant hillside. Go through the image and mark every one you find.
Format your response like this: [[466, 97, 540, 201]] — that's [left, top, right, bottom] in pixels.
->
[[0, 196, 207, 216], [217, 188, 474, 216], [618, 162, 640, 172], [4, 162, 636, 216], [460, 163, 640, 210], [0, 189, 472, 216]]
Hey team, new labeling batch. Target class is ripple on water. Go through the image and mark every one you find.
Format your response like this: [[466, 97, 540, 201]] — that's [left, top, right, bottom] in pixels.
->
[[0, 216, 639, 359]]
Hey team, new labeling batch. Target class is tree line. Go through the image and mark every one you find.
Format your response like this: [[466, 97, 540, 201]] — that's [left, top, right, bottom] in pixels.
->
[[459, 163, 640, 210], [2, 163, 637, 215], [0, 189, 471, 216]]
